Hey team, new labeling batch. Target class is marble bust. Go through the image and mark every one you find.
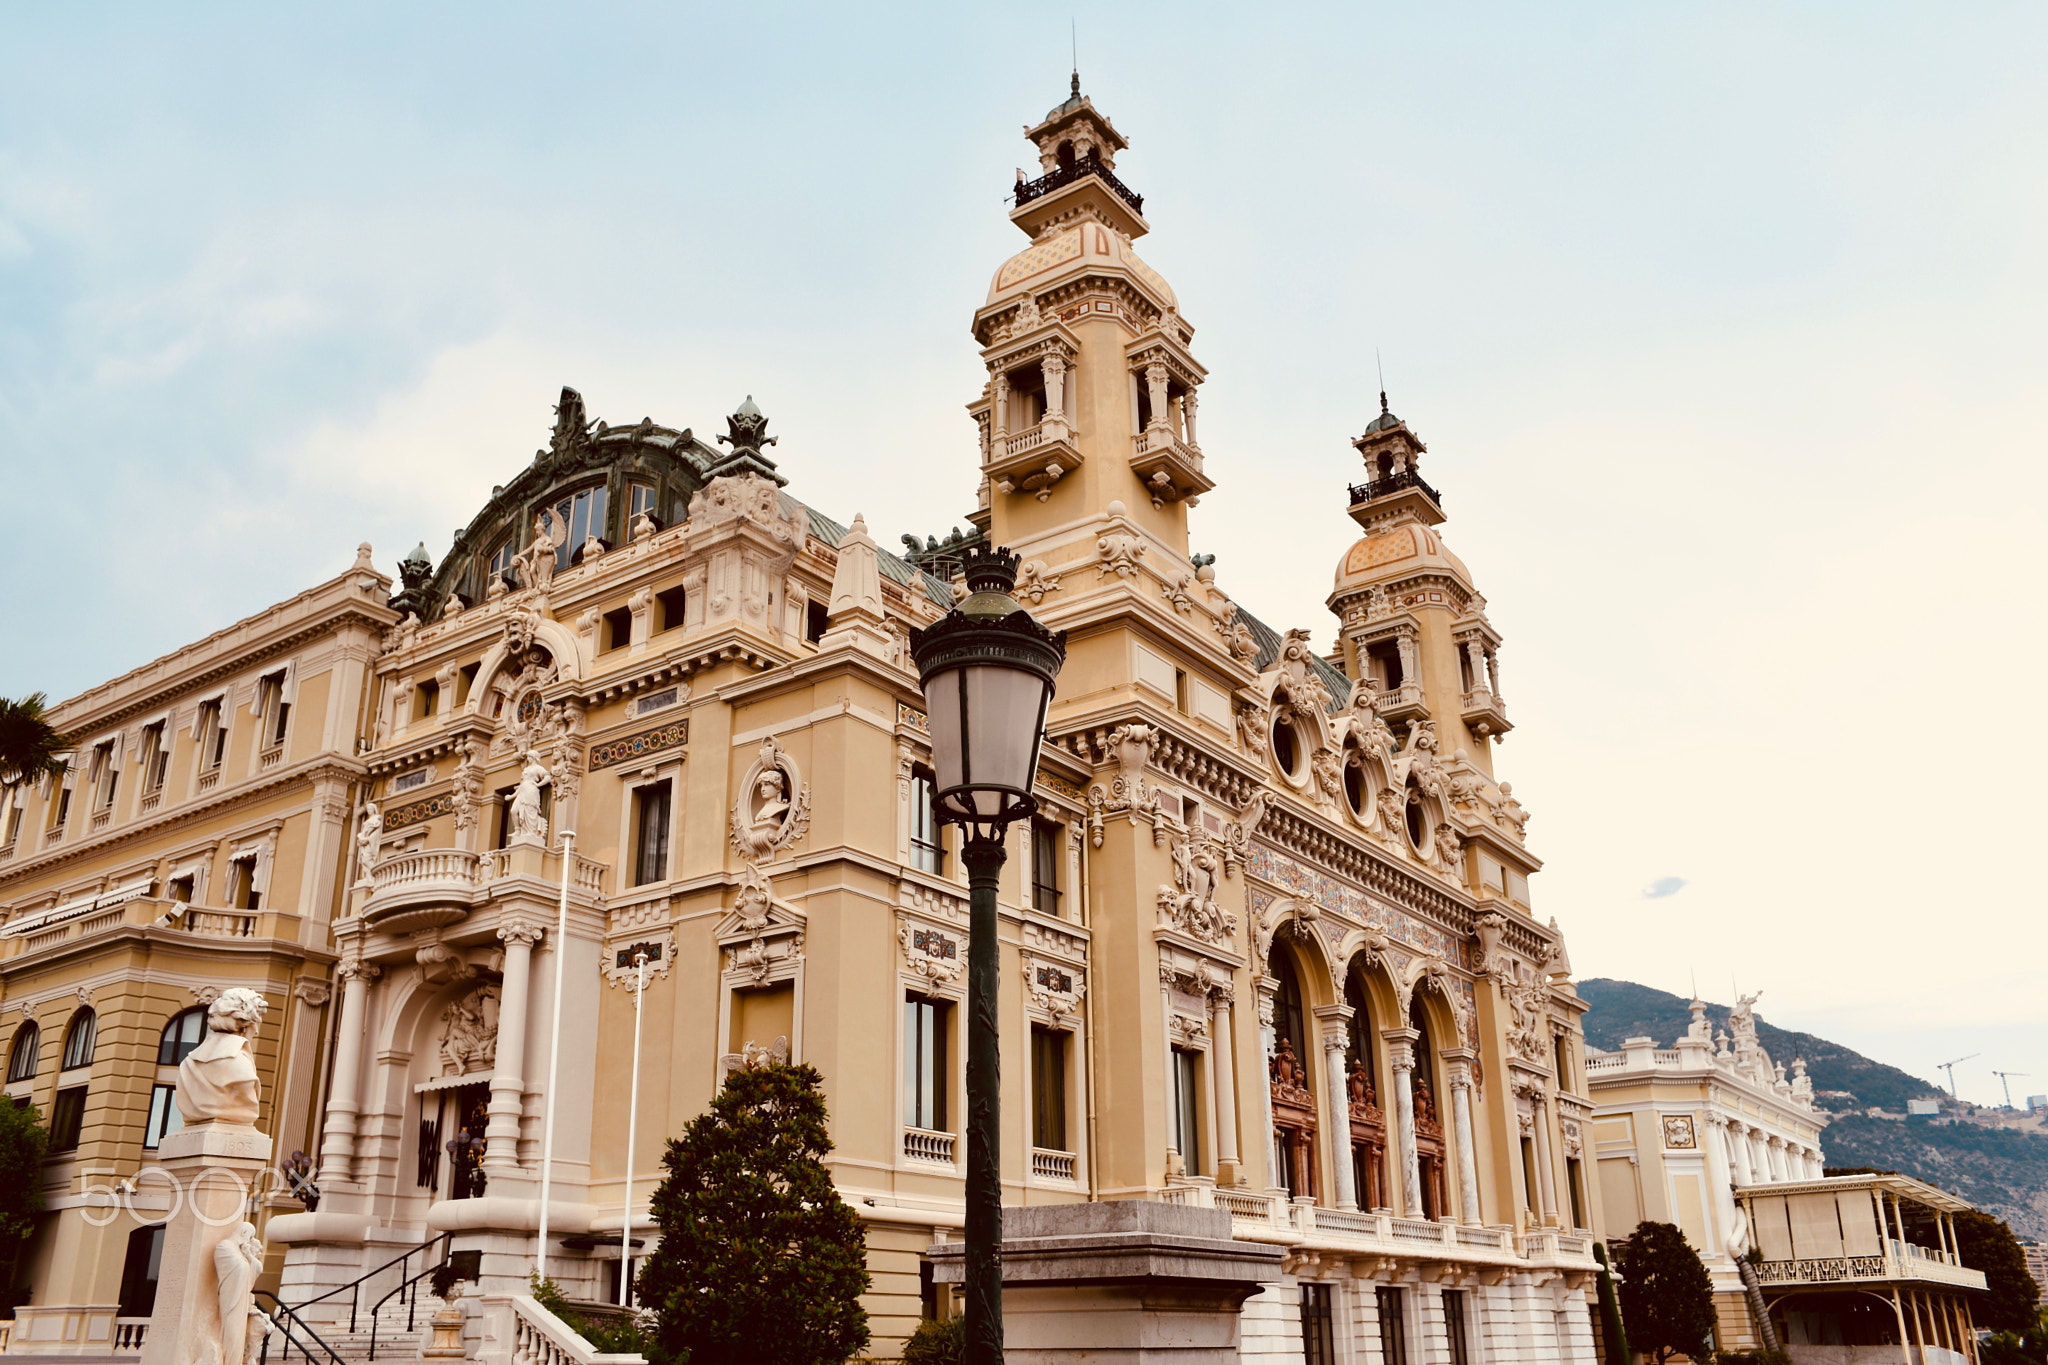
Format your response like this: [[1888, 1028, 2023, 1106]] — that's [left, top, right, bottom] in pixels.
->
[[176, 989, 269, 1126]]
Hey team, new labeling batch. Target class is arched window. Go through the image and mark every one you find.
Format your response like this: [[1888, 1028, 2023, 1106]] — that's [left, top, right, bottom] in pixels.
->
[[1056, 139, 1076, 171], [1345, 964, 1387, 1211], [1408, 996, 1448, 1219], [62, 1008, 97, 1071], [6, 1022, 39, 1083], [158, 1008, 207, 1067], [1267, 947, 1317, 1199]]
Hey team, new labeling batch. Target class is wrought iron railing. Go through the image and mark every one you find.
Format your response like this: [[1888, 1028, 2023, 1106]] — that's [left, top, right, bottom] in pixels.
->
[[1348, 470, 1444, 509], [285, 1232, 451, 1333], [255, 1290, 350, 1365], [1013, 153, 1144, 216]]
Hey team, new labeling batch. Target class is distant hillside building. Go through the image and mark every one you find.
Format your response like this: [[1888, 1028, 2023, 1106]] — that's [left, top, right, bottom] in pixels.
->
[[2024, 1241, 2048, 1302], [1585, 994, 1829, 1350]]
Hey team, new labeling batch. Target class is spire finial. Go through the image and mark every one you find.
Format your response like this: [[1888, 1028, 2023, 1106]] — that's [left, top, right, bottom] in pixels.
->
[[1071, 19, 1079, 96], [1376, 346, 1388, 414]]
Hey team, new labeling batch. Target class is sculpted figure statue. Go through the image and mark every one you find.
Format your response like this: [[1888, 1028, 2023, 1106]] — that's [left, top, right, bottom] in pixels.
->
[[355, 803, 383, 877], [176, 989, 269, 1125], [212, 1221, 270, 1365], [508, 751, 551, 842]]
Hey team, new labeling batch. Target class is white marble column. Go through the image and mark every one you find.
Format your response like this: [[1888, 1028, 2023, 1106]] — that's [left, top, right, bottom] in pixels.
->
[[1727, 1122, 1754, 1185], [486, 919, 545, 1176], [1751, 1128, 1772, 1183], [1257, 982, 1283, 1193], [1145, 363, 1171, 441], [1159, 966, 1182, 1173], [1182, 386, 1201, 448], [1701, 1115, 1735, 1252], [993, 371, 1010, 438], [1529, 1089, 1559, 1224], [1211, 991, 1241, 1174], [317, 957, 377, 1187], [1040, 355, 1068, 434], [1446, 1053, 1482, 1225], [1323, 1030, 1357, 1210], [1385, 1027, 1423, 1217]]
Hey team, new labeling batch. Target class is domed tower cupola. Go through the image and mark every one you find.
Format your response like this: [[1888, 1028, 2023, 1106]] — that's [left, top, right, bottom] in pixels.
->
[[1347, 390, 1444, 534], [1011, 72, 1145, 243]]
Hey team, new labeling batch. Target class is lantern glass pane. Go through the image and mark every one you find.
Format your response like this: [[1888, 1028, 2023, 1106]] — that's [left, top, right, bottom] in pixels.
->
[[923, 669, 966, 793], [962, 664, 1046, 793]]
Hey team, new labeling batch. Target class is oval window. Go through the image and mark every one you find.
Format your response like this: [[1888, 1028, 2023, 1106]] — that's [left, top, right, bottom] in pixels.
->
[[1404, 779, 1427, 849], [1271, 716, 1300, 777], [1343, 754, 1367, 818]]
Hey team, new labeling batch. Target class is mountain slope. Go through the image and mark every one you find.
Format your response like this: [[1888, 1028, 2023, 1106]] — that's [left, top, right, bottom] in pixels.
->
[[1577, 979, 2048, 1239]]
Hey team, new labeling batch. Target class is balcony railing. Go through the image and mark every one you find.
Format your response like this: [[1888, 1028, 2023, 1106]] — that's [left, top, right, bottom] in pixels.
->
[[1031, 1148, 1077, 1182], [1349, 469, 1444, 509], [1755, 1251, 1987, 1291], [1013, 152, 1143, 216], [903, 1127, 956, 1164]]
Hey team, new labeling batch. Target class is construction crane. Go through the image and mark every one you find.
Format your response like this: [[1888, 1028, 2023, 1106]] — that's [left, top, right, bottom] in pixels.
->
[[1994, 1070, 2029, 1109], [1938, 1053, 1980, 1098]]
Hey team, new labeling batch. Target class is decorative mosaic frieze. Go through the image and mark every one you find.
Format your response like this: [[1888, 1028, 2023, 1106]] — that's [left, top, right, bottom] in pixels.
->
[[897, 702, 929, 735], [1035, 769, 1086, 803], [589, 719, 689, 771], [385, 793, 454, 831]]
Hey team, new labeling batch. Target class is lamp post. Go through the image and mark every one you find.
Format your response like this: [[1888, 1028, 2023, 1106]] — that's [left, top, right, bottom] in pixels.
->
[[910, 545, 1067, 1365], [536, 828, 575, 1285], [619, 948, 648, 1306]]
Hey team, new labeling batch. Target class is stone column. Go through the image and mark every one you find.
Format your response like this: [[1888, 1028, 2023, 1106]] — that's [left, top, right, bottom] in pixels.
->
[[1464, 640, 1488, 694], [1040, 354, 1068, 435], [1751, 1129, 1772, 1183], [1445, 1053, 1482, 1225], [1385, 1027, 1423, 1218], [1182, 386, 1200, 448], [1728, 1122, 1754, 1185], [1145, 363, 1172, 442], [1160, 965, 1182, 1175], [1701, 1115, 1735, 1252], [1322, 1030, 1356, 1210], [317, 958, 377, 1187], [993, 371, 1010, 438], [1529, 1089, 1559, 1224], [1210, 991, 1241, 1177], [1767, 1136, 1788, 1182], [486, 919, 544, 1178], [1256, 981, 1283, 1193]]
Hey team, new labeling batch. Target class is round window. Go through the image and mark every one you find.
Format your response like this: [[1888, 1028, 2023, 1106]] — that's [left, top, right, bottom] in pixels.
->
[[1404, 780, 1427, 849], [1271, 716, 1300, 777], [516, 691, 544, 725]]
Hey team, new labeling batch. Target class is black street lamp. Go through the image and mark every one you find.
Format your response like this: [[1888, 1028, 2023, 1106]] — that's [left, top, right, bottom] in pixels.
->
[[910, 545, 1067, 1364]]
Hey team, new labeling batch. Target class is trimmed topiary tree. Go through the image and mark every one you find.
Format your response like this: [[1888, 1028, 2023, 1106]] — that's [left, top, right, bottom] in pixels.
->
[[634, 1061, 869, 1365], [1614, 1220, 1716, 1364]]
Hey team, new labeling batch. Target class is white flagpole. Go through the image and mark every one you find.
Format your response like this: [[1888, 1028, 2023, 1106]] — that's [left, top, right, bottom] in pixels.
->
[[620, 949, 647, 1305], [536, 828, 575, 1285]]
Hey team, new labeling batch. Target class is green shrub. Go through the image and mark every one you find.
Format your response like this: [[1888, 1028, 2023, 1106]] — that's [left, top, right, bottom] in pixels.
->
[[900, 1318, 964, 1365]]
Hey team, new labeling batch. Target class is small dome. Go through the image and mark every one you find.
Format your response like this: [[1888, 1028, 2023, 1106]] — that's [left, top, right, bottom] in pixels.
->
[[1332, 523, 1470, 594], [735, 394, 762, 419], [1364, 408, 1402, 433], [985, 220, 1175, 309], [401, 541, 433, 567]]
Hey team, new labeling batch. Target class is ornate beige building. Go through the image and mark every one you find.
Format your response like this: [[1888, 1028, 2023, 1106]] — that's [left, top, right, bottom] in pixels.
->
[[5, 80, 1611, 1364]]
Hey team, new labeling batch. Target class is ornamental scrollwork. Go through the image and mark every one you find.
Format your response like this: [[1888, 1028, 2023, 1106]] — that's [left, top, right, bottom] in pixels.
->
[[731, 737, 811, 859]]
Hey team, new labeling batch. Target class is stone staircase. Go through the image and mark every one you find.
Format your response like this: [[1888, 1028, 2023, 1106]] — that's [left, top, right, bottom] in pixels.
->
[[279, 1289, 450, 1364]]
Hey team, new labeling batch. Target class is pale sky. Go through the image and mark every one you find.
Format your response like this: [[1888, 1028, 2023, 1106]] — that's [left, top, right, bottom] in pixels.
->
[[4, 4, 2043, 1106]]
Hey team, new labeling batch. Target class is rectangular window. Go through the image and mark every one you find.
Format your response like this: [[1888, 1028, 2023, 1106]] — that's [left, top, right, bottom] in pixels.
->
[[91, 741, 119, 810], [4, 802, 20, 848], [198, 700, 229, 771], [144, 1085, 183, 1149], [49, 1084, 87, 1151], [168, 875, 194, 904], [1174, 668, 1190, 714], [414, 680, 440, 722], [554, 485, 609, 571], [487, 535, 517, 592], [1567, 1157, 1586, 1230], [228, 855, 261, 911], [603, 607, 633, 652], [805, 599, 829, 644], [53, 780, 72, 829], [140, 723, 169, 793], [1554, 1034, 1572, 1090], [1031, 1025, 1067, 1152], [1444, 1289, 1471, 1365], [258, 671, 290, 749], [911, 772, 944, 875], [1171, 1046, 1201, 1174], [1030, 819, 1062, 915], [1299, 1283, 1336, 1365], [632, 781, 673, 887], [1521, 1136, 1540, 1215], [1377, 1287, 1408, 1365], [1367, 638, 1406, 692], [656, 585, 688, 633], [629, 481, 658, 526], [903, 995, 948, 1131]]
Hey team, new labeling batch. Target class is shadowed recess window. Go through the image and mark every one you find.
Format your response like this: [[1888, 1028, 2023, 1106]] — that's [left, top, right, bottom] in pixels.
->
[[1030, 1025, 1067, 1152], [144, 1084, 183, 1149], [632, 780, 673, 887], [117, 1224, 165, 1319], [7, 1022, 39, 1083], [903, 994, 948, 1132], [1030, 819, 1062, 915], [62, 1008, 97, 1070], [1299, 1283, 1335, 1365], [656, 585, 688, 633], [1171, 1046, 1201, 1174], [1444, 1289, 1470, 1365], [1377, 1287, 1407, 1365], [603, 607, 632, 652], [158, 1008, 206, 1066], [49, 1085, 87, 1151], [910, 769, 944, 875]]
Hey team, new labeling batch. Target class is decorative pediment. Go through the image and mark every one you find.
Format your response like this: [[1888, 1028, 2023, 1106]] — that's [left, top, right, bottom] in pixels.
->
[[716, 861, 805, 942]]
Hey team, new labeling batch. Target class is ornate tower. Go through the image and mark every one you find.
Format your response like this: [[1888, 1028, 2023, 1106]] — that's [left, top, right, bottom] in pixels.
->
[[968, 76, 1209, 564]]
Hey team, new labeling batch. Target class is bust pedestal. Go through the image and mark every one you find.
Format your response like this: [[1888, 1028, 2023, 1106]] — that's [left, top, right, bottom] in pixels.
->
[[138, 1123, 274, 1365], [926, 1201, 1283, 1364]]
